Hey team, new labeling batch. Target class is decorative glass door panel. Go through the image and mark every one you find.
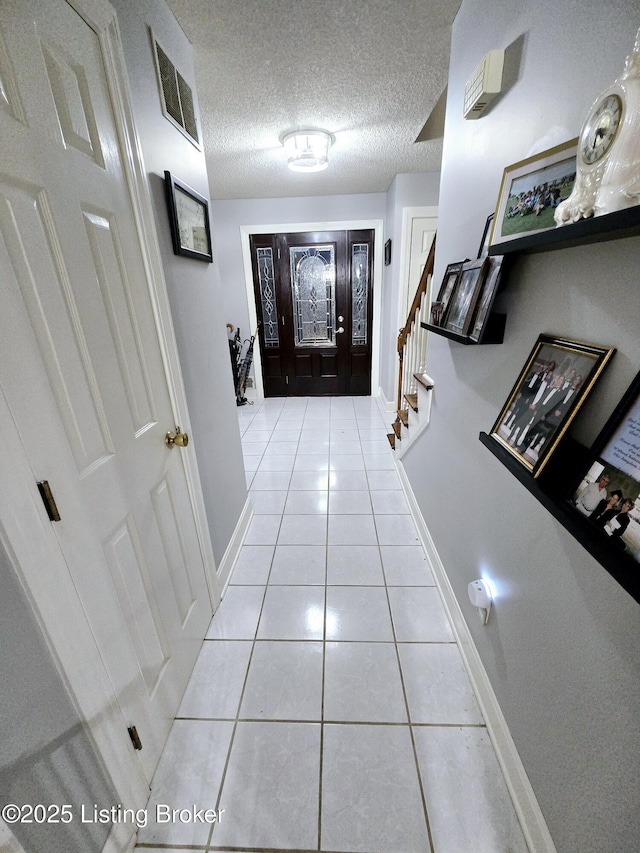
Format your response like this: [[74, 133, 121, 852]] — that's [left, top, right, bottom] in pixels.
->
[[290, 245, 335, 347], [351, 243, 369, 346], [256, 247, 279, 348], [250, 229, 374, 396]]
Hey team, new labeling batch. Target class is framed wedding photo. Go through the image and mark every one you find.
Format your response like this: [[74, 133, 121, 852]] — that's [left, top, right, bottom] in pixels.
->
[[430, 261, 463, 327], [570, 371, 640, 564], [490, 334, 615, 477], [164, 171, 213, 262], [490, 138, 578, 249], [444, 258, 486, 337], [468, 255, 504, 343]]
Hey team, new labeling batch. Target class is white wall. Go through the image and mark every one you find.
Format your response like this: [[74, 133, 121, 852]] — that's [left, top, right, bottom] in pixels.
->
[[211, 193, 387, 389], [405, 2, 640, 850], [111, 0, 247, 566]]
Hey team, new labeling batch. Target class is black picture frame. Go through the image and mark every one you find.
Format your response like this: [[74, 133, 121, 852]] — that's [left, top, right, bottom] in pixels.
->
[[164, 171, 213, 262], [443, 258, 486, 337], [384, 238, 392, 265], [430, 260, 463, 327], [569, 371, 640, 564], [477, 213, 494, 259], [468, 255, 504, 342], [490, 333, 615, 477]]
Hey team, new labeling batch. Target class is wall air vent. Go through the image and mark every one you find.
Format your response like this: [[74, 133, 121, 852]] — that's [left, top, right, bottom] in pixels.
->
[[463, 49, 504, 120], [152, 35, 200, 147]]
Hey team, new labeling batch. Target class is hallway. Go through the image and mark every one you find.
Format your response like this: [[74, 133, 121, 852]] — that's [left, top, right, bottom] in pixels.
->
[[135, 396, 528, 853]]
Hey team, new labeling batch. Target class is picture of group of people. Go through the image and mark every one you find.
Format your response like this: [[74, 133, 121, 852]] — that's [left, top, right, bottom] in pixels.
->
[[505, 179, 567, 219], [573, 464, 640, 557], [495, 345, 597, 466], [493, 144, 579, 246]]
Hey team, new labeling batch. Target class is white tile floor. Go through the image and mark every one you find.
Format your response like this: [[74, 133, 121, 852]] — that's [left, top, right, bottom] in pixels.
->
[[135, 396, 529, 853]]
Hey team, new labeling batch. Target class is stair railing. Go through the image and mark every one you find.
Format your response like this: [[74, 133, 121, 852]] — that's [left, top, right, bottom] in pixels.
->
[[391, 236, 436, 444]]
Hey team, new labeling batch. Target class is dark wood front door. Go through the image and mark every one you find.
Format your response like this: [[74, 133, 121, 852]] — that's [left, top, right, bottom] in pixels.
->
[[250, 230, 374, 396]]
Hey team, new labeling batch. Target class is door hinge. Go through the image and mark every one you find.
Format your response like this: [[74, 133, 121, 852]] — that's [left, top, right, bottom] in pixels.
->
[[128, 725, 143, 751], [37, 481, 61, 522]]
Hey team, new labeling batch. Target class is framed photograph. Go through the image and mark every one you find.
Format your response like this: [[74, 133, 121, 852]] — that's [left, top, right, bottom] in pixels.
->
[[468, 255, 504, 342], [164, 171, 213, 262], [490, 138, 578, 248], [477, 213, 494, 259], [569, 371, 640, 563], [490, 334, 615, 477], [430, 301, 445, 326], [430, 261, 463, 327], [384, 238, 392, 265], [444, 258, 486, 336]]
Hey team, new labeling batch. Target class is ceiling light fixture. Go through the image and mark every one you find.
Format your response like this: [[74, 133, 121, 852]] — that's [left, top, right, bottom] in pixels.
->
[[283, 130, 333, 172]]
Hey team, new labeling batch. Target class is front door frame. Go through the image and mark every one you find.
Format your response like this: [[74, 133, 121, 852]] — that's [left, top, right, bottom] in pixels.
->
[[241, 219, 383, 399]]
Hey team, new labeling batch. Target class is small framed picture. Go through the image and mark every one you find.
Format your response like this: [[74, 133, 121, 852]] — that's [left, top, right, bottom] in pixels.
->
[[490, 138, 578, 249], [164, 171, 213, 262], [384, 239, 392, 265], [490, 333, 615, 477], [431, 261, 463, 327], [444, 258, 486, 337], [569, 371, 640, 564], [430, 301, 445, 326], [468, 255, 504, 342]]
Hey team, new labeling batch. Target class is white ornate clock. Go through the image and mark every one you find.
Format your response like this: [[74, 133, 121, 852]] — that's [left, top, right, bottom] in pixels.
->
[[555, 28, 640, 224]]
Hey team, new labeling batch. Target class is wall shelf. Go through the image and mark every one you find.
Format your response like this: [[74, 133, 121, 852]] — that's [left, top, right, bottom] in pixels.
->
[[488, 204, 640, 256], [479, 431, 640, 604], [422, 312, 506, 345]]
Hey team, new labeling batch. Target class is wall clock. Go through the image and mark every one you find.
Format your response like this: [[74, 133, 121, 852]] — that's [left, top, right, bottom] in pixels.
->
[[555, 28, 640, 224]]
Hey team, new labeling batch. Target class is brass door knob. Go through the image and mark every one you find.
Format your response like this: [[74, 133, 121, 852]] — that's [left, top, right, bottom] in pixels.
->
[[165, 426, 189, 448]]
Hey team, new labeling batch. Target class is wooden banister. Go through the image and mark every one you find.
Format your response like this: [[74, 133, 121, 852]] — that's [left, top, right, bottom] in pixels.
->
[[397, 235, 436, 353]]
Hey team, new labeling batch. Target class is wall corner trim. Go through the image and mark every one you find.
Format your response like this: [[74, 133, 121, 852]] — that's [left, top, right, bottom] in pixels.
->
[[215, 497, 253, 598], [395, 458, 558, 853], [377, 385, 396, 413]]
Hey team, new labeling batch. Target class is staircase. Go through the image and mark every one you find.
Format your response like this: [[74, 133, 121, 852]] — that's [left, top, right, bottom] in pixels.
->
[[387, 237, 436, 455]]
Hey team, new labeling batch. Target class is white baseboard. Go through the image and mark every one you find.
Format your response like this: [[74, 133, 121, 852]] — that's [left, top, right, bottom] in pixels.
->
[[395, 457, 557, 853], [215, 496, 253, 598], [377, 385, 396, 413]]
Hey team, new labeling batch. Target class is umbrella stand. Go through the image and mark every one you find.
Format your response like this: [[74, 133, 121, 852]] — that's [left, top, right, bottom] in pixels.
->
[[236, 322, 260, 406], [227, 323, 242, 397]]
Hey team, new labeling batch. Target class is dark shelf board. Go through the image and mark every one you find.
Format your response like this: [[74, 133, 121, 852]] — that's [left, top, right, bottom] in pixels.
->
[[422, 312, 505, 346], [488, 204, 640, 256], [479, 431, 640, 604]]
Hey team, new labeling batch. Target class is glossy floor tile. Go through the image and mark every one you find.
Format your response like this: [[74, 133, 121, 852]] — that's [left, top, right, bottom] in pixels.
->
[[136, 396, 528, 853]]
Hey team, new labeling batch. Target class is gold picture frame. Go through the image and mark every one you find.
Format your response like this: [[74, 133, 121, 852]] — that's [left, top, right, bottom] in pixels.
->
[[490, 334, 615, 477]]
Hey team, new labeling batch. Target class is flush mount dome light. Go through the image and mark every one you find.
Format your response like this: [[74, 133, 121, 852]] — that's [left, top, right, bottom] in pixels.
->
[[283, 130, 333, 172]]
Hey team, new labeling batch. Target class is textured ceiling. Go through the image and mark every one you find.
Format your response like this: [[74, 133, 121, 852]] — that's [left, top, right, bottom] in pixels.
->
[[165, 0, 461, 199]]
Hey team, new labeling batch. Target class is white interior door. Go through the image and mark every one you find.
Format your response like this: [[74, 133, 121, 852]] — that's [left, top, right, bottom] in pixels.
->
[[0, 0, 214, 785], [397, 208, 437, 328]]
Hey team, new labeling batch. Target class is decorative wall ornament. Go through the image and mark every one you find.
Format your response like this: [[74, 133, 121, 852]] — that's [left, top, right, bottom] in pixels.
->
[[555, 28, 640, 224]]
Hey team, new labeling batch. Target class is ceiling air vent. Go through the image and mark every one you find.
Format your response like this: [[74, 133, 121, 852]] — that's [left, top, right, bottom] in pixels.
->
[[152, 36, 200, 147], [463, 49, 504, 120]]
